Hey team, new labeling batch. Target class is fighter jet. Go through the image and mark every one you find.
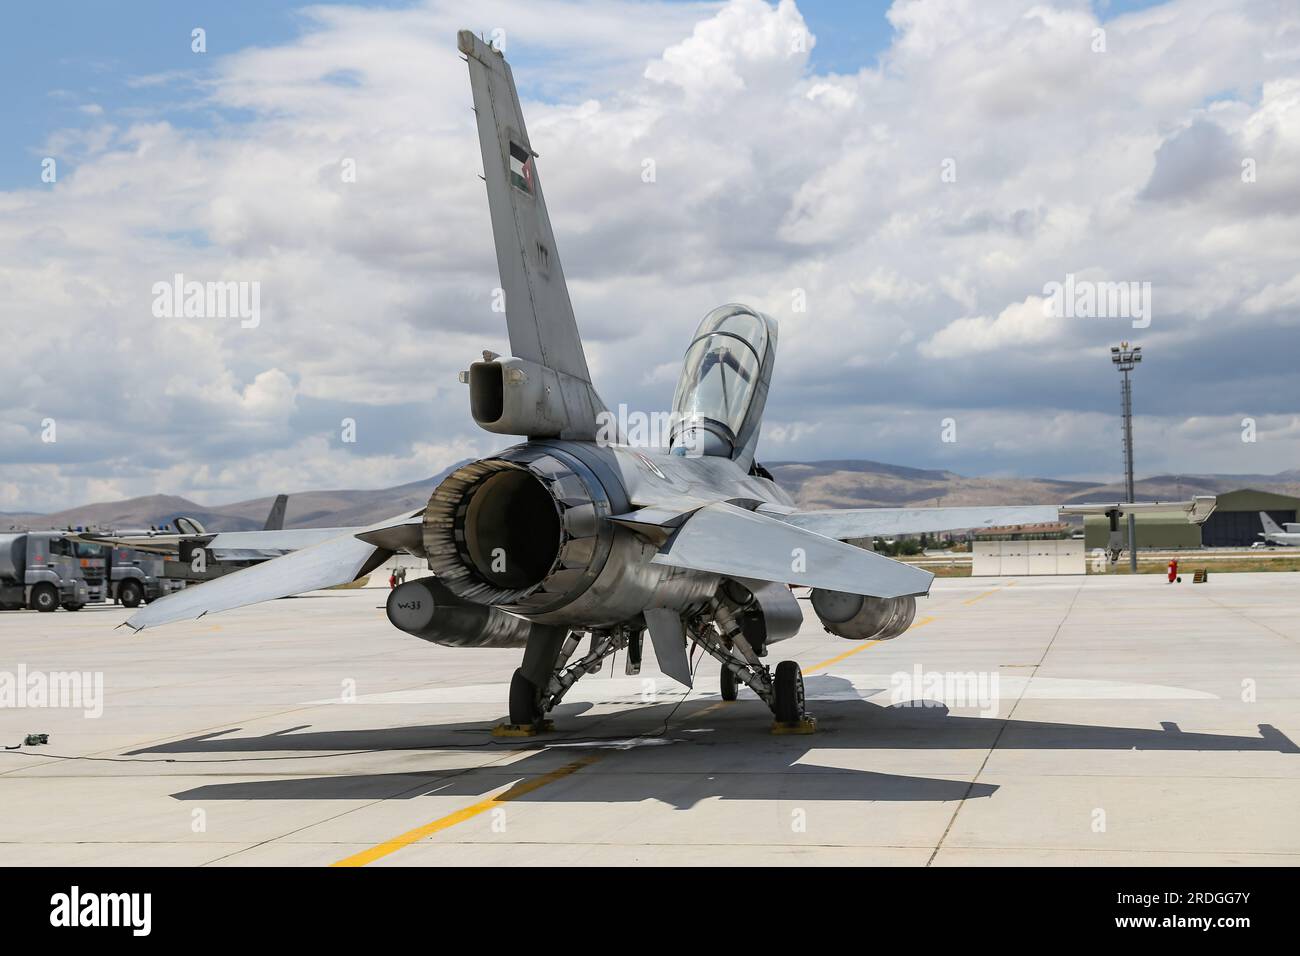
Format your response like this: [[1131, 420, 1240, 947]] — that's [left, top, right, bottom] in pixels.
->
[[125, 33, 1214, 728], [1258, 513, 1300, 547], [68, 495, 338, 562]]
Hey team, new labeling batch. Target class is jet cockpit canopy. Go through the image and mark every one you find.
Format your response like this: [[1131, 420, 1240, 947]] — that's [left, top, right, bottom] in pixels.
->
[[669, 304, 777, 464]]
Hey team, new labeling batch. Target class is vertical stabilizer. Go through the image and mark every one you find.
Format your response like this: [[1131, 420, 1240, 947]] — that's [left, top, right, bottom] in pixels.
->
[[459, 31, 595, 384], [263, 494, 289, 531]]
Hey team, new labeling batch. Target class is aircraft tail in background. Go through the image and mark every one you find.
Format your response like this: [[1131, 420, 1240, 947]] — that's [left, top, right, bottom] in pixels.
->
[[263, 494, 289, 531]]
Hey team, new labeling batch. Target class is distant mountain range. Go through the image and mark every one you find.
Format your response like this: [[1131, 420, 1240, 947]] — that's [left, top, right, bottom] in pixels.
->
[[765, 460, 1300, 511], [6, 459, 1300, 532], [2, 465, 469, 533]]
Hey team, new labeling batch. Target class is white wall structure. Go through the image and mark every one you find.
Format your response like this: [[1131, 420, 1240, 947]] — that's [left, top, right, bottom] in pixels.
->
[[972, 539, 1085, 576], [364, 552, 434, 589]]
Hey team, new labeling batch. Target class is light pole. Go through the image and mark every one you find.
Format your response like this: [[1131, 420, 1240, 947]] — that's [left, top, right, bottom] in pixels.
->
[[1111, 342, 1142, 572]]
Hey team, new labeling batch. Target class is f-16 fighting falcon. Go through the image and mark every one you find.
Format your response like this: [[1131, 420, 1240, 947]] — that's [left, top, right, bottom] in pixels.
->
[[126, 32, 1215, 730]]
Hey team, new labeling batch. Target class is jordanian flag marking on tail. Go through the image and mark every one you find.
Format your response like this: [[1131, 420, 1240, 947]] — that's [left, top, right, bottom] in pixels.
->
[[509, 142, 534, 194]]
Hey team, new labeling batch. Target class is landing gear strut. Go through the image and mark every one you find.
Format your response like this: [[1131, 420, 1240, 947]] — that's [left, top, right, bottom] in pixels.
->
[[497, 627, 634, 734], [686, 611, 814, 732]]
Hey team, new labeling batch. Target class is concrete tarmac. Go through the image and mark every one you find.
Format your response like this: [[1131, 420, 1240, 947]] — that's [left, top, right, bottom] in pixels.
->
[[1, 573, 1297, 866]]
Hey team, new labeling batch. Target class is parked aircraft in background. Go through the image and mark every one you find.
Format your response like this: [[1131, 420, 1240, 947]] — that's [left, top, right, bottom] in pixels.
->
[[1259, 512, 1300, 547]]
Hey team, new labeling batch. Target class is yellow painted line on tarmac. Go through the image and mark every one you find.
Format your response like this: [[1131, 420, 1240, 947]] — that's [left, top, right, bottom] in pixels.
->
[[962, 580, 1016, 605], [331, 754, 601, 867], [687, 700, 731, 720], [804, 615, 936, 675]]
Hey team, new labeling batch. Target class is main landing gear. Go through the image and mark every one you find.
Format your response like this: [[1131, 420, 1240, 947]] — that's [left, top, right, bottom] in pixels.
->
[[686, 611, 816, 734], [719, 666, 738, 702], [496, 626, 636, 736], [497, 615, 815, 736], [772, 660, 805, 725]]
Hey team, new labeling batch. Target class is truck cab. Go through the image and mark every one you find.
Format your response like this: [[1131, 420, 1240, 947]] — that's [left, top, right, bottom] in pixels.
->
[[0, 533, 91, 612], [105, 544, 172, 607], [70, 539, 109, 602]]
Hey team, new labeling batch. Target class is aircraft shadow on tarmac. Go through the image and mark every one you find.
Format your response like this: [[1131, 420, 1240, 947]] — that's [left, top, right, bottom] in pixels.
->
[[128, 675, 1298, 811]]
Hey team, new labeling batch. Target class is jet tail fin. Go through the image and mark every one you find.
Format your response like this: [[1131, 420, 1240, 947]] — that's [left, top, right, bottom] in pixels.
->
[[1260, 512, 1283, 536], [459, 31, 606, 439], [263, 494, 288, 531], [459, 31, 600, 385]]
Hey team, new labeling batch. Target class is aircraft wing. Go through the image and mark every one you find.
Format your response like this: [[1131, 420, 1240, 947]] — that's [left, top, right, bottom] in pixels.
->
[[773, 505, 1061, 540], [68, 531, 197, 555], [1060, 496, 1217, 523], [206, 527, 356, 561], [71, 526, 357, 559], [651, 502, 933, 599], [124, 513, 420, 630], [762, 496, 1217, 541]]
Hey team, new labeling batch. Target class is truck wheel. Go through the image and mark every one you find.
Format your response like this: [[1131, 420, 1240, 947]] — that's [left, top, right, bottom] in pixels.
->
[[118, 580, 144, 609], [30, 584, 59, 613]]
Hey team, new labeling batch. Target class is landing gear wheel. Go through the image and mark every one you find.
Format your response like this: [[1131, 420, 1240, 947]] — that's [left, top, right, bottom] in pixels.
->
[[61, 602, 84, 611], [31, 584, 58, 613], [773, 660, 805, 724], [118, 580, 144, 609], [508, 668, 543, 726], [720, 666, 738, 701]]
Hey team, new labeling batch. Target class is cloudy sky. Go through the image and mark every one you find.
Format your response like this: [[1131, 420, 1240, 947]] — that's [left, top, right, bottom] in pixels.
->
[[2, 0, 1298, 512]]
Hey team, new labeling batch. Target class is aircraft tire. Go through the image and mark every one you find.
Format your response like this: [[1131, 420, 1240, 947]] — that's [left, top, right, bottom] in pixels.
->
[[720, 666, 738, 701], [773, 660, 805, 724], [508, 668, 542, 726]]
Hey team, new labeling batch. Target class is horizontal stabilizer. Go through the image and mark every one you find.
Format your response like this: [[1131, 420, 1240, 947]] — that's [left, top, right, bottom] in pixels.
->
[[353, 512, 425, 555], [652, 502, 933, 599], [126, 530, 388, 630]]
